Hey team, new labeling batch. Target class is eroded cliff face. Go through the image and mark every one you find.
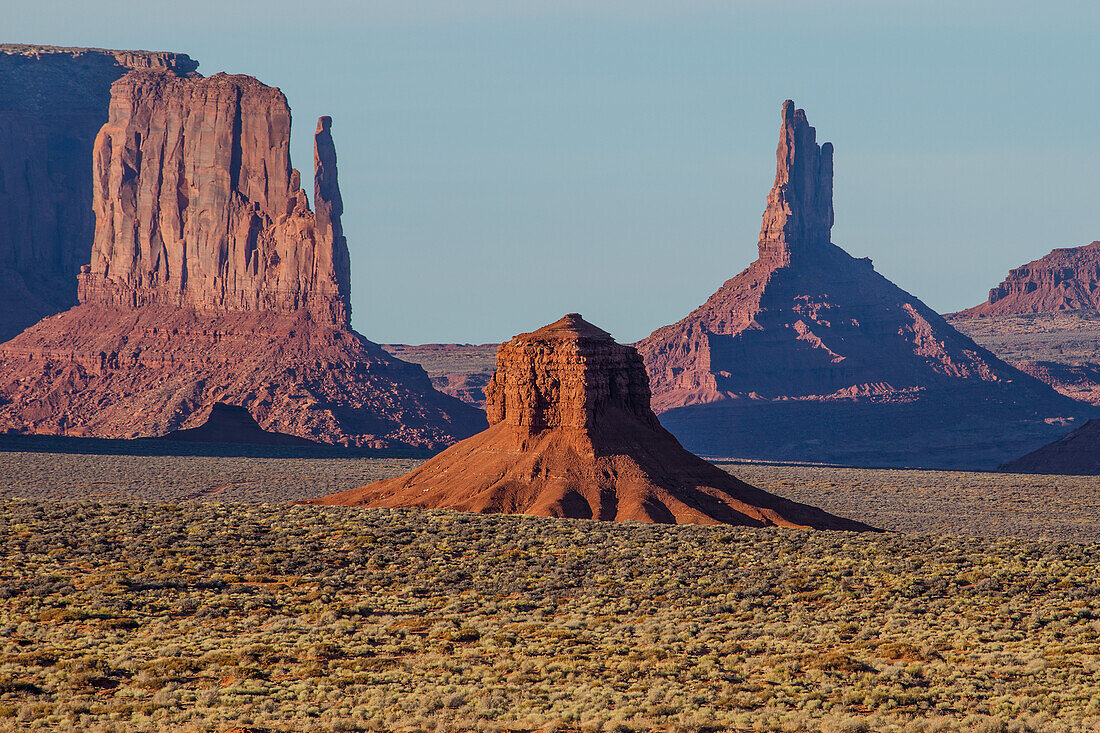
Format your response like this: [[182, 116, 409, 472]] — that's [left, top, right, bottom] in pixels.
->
[[956, 241, 1100, 318], [310, 314, 874, 530], [78, 70, 350, 324], [485, 314, 655, 432], [0, 67, 485, 448], [0, 44, 198, 341], [635, 101, 1085, 469], [757, 100, 834, 267]]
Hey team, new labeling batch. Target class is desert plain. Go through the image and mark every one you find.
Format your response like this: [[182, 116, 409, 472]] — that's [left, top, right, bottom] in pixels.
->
[[4, 440, 1100, 732]]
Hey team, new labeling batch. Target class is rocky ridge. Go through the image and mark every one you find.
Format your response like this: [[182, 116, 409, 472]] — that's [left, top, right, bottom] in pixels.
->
[[999, 419, 1100, 475], [635, 101, 1085, 469], [311, 314, 874, 530], [957, 241, 1100, 318], [0, 44, 198, 341], [0, 68, 484, 448]]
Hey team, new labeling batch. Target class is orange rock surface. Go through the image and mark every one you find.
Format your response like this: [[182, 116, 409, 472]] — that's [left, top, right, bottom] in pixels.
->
[[311, 314, 875, 530], [957, 241, 1100, 317], [0, 69, 484, 448]]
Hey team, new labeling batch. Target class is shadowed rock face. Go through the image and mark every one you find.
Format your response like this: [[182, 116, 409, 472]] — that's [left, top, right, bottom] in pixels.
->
[[999, 419, 1100, 475], [79, 70, 351, 324], [0, 44, 198, 342], [160, 402, 321, 447], [956, 241, 1100, 318], [310, 314, 875, 530], [635, 101, 1086, 469], [0, 69, 485, 448]]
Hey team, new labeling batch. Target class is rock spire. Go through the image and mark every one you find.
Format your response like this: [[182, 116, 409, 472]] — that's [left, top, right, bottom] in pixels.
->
[[309, 314, 875, 530], [757, 99, 834, 266], [636, 100, 1082, 469]]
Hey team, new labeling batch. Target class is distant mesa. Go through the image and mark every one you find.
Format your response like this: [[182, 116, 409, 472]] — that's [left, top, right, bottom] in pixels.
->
[[159, 403, 321, 447], [955, 241, 1100, 318], [634, 100, 1086, 469], [0, 44, 199, 342], [999, 419, 1100, 475], [0, 66, 485, 448], [381, 344, 497, 409], [310, 313, 875, 530], [949, 241, 1100, 406]]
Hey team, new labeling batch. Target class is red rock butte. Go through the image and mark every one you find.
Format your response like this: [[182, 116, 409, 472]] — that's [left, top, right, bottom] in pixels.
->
[[0, 67, 484, 448], [635, 100, 1084, 469], [310, 313, 875, 530], [956, 241, 1100, 318]]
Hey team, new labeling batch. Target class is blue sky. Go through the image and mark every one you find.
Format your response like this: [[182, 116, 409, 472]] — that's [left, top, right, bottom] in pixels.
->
[[9, 1, 1100, 343]]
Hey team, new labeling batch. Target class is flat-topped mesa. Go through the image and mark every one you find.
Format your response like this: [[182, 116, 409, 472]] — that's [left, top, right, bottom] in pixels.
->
[[485, 313, 656, 432], [757, 100, 834, 267], [77, 69, 351, 324], [956, 241, 1100, 317]]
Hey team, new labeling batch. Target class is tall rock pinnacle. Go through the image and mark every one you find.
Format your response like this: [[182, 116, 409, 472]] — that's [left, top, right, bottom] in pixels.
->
[[311, 314, 874, 530], [757, 100, 834, 266], [314, 115, 351, 312], [636, 100, 1082, 469]]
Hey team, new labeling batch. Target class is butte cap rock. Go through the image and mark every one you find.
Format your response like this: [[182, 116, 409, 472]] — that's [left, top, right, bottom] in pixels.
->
[[0, 68, 484, 448], [634, 100, 1085, 469], [310, 314, 874, 530]]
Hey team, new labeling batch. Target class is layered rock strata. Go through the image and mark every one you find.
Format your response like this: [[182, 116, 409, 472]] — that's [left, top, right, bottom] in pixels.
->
[[0, 69, 484, 448], [635, 101, 1086, 469], [0, 44, 198, 341], [956, 241, 1100, 318], [311, 314, 874, 530], [80, 72, 350, 322]]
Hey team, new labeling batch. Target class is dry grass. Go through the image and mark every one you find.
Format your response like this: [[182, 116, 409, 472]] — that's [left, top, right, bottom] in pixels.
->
[[4, 501, 1100, 732]]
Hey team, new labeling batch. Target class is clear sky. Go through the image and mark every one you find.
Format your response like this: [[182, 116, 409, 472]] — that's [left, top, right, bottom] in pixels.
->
[[9, 1, 1100, 343]]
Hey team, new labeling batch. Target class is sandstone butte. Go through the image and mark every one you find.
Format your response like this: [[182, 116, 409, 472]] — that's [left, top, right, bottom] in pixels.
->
[[0, 44, 200, 343], [634, 101, 1087, 469], [999, 419, 1100, 475], [0, 68, 485, 448], [955, 241, 1100, 318], [310, 313, 875, 530]]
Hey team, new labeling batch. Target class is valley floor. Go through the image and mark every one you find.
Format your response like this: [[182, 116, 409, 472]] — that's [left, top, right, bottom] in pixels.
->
[[3, 449, 1100, 731]]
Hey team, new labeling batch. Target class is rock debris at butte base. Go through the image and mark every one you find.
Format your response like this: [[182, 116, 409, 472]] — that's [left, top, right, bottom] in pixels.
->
[[998, 419, 1100, 475], [311, 313, 874, 531], [634, 101, 1087, 469], [0, 44, 199, 342], [0, 68, 485, 448]]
